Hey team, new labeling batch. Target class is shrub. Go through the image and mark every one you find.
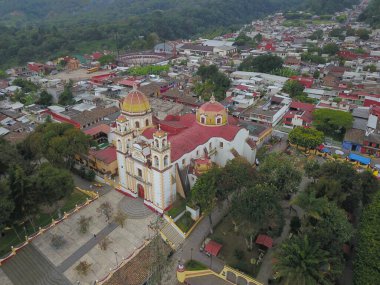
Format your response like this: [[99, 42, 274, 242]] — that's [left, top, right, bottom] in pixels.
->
[[50, 234, 66, 249], [77, 215, 92, 234], [99, 237, 113, 251], [75, 260, 92, 276], [290, 216, 301, 234]]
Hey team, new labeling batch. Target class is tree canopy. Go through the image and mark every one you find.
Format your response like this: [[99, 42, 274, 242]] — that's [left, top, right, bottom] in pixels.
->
[[289, 127, 324, 149], [312, 109, 353, 141], [354, 190, 380, 285], [238, 55, 283, 73], [195, 65, 230, 102]]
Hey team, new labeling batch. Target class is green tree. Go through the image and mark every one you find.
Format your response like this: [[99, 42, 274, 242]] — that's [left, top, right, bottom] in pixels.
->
[[259, 152, 302, 196], [191, 167, 221, 233], [0, 179, 15, 232], [238, 54, 283, 73], [274, 235, 333, 285], [322, 43, 339, 56], [282, 80, 305, 97], [232, 183, 282, 249], [292, 189, 329, 221], [356, 29, 370, 40], [313, 70, 320, 79], [32, 163, 74, 206], [289, 127, 324, 150], [58, 81, 74, 106], [195, 65, 230, 101], [216, 157, 253, 200], [25, 122, 90, 169], [0, 70, 8, 79], [313, 109, 353, 141], [98, 54, 115, 66], [354, 191, 380, 285], [38, 90, 53, 106]]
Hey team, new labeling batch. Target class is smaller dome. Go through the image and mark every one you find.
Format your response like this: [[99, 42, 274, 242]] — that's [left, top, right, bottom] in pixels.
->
[[196, 95, 227, 126], [121, 85, 151, 114]]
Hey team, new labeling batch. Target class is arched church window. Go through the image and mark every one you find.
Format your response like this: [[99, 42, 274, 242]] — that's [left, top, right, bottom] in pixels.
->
[[135, 121, 140, 129], [155, 139, 159, 148], [162, 139, 167, 146], [118, 124, 121, 132], [154, 156, 159, 167], [201, 116, 206, 124], [117, 140, 122, 151], [216, 117, 222, 125], [164, 155, 169, 166], [145, 119, 149, 127]]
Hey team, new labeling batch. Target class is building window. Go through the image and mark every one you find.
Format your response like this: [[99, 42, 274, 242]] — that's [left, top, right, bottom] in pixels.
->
[[196, 150, 199, 156], [154, 156, 159, 167], [201, 116, 206, 124], [216, 117, 222, 125], [155, 139, 159, 148], [164, 155, 169, 167], [209, 142, 212, 149], [135, 121, 140, 129], [138, 168, 142, 177], [220, 142, 223, 148], [145, 119, 149, 126], [117, 140, 122, 151], [182, 159, 185, 165]]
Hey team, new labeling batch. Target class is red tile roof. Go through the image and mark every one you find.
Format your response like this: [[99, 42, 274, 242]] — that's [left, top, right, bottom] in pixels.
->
[[290, 101, 315, 112], [205, 240, 222, 256], [89, 146, 117, 164], [142, 114, 242, 161], [256, 234, 273, 249], [84, 124, 111, 136]]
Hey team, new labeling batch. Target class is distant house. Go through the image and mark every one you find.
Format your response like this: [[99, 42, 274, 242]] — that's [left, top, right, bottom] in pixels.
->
[[283, 101, 315, 128]]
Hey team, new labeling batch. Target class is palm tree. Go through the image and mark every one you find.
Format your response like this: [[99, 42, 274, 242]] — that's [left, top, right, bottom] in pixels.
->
[[291, 189, 328, 221], [274, 235, 332, 285]]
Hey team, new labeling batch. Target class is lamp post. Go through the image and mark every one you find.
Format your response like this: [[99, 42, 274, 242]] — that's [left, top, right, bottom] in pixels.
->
[[190, 248, 193, 261], [210, 255, 213, 270], [114, 251, 118, 267]]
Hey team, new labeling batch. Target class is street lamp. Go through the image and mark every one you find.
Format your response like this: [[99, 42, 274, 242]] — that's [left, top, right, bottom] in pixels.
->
[[190, 248, 193, 261], [210, 255, 213, 270], [114, 251, 118, 267]]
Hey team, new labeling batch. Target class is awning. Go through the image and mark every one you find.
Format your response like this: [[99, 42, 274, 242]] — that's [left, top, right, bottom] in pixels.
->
[[204, 240, 223, 256], [256, 234, 273, 249], [348, 153, 371, 165]]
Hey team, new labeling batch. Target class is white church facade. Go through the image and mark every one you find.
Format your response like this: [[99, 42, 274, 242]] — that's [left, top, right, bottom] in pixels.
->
[[113, 86, 257, 213]]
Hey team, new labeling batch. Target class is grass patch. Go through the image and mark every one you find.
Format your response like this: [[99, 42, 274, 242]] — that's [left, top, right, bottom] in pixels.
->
[[167, 197, 186, 219], [0, 189, 90, 257], [185, 260, 208, 271], [175, 212, 194, 233], [209, 215, 261, 277]]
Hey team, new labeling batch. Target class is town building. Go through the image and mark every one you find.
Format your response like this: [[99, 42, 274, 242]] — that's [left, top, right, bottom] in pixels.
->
[[113, 87, 256, 213]]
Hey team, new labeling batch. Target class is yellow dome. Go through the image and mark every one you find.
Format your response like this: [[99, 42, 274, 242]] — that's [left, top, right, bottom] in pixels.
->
[[196, 95, 227, 126], [121, 88, 151, 114]]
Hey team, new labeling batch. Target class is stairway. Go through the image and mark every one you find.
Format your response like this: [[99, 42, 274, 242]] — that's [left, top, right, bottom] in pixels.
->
[[118, 196, 154, 219], [160, 220, 185, 250], [1, 244, 71, 285]]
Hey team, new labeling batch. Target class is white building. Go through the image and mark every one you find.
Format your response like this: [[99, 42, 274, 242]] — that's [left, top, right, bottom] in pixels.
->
[[113, 88, 256, 213]]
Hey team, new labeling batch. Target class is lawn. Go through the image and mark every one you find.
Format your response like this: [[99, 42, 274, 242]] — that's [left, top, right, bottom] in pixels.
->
[[0, 189, 89, 257], [185, 260, 208, 271], [167, 197, 186, 219], [209, 215, 262, 277], [175, 212, 195, 233]]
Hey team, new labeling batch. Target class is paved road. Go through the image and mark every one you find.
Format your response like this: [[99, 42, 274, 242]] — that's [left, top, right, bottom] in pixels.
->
[[57, 222, 118, 273]]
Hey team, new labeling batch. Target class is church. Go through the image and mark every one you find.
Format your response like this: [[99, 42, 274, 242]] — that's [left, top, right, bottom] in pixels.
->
[[112, 86, 257, 213]]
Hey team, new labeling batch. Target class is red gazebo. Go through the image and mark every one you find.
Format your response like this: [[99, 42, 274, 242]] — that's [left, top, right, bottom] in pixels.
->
[[256, 234, 273, 249], [204, 240, 223, 256]]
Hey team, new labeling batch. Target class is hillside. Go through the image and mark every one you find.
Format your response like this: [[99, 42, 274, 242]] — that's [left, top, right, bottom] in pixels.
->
[[359, 0, 380, 27], [0, 0, 359, 68]]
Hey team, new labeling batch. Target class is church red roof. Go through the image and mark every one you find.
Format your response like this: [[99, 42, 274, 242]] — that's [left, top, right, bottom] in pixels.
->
[[142, 114, 242, 161]]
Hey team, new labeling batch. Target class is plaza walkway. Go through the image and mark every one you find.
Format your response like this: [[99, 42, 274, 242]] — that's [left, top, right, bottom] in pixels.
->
[[1, 244, 71, 285]]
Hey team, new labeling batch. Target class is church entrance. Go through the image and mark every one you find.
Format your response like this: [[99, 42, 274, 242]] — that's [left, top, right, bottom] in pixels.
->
[[137, 184, 145, 199]]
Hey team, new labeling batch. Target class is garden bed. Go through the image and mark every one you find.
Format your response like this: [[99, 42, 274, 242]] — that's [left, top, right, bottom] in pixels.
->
[[175, 212, 195, 233], [0, 189, 89, 257], [209, 215, 262, 276], [166, 197, 186, 219], [185, 260, 208, 271]]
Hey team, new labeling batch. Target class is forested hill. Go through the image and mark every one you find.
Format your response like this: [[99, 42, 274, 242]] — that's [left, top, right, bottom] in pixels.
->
[[0, 0, 358, 68], [359, 0, 380, 28]]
